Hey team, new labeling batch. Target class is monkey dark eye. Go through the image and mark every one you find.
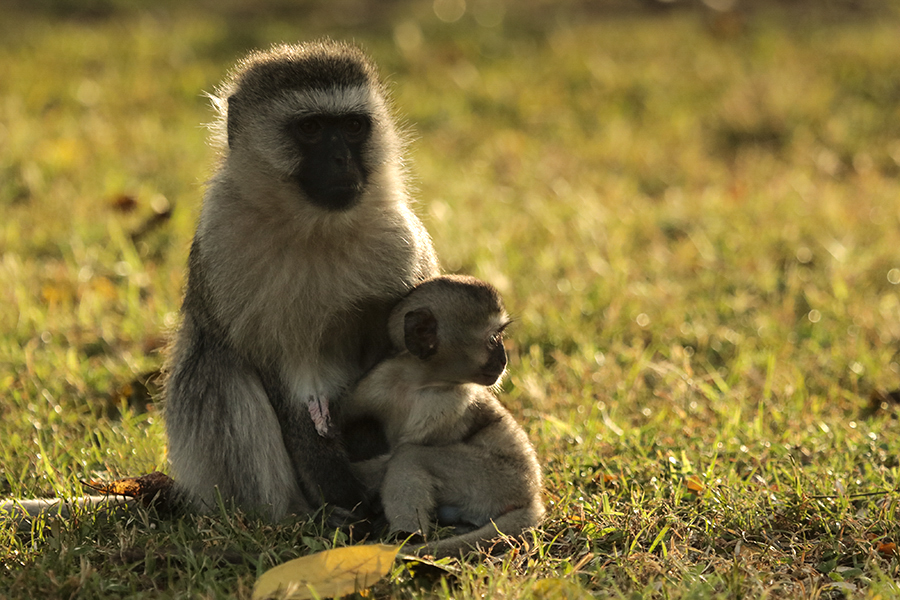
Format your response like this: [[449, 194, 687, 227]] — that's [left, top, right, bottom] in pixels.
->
[[490, 321, 511, 346], [343, 116, 368, 141], [295, 118, 322, 140]]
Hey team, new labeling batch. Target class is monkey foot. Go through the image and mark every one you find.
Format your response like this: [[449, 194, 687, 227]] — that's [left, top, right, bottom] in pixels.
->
[[307, 395, 334, 438]]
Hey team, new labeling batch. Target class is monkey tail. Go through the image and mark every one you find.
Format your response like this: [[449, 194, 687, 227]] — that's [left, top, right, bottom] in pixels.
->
[[1, 471, 177, 531], [0, 496, 135, 532], [404, 501, 545, 559]]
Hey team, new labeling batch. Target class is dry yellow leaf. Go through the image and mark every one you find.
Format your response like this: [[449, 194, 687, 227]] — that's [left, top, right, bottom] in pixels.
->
[[685, 476, 705, 493], [91, 276, 119, 301], [252, 544, 401, 600], [530, 578, 593, 600]]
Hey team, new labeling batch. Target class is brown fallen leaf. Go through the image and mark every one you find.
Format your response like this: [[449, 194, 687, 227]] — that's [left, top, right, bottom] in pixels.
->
[[110, 193, 138, 213], [877, 542, 896, 557], [592, 472, 618, 485], [685, 475, 705, 493], [82, 471, 174, 509], [253, 544, 400, 600]]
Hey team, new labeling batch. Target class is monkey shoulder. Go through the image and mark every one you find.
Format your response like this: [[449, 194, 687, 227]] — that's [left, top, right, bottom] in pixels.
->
[[347, 358, 415, 413], [460, 394, 514, 438], [458, 392, 537, 462]]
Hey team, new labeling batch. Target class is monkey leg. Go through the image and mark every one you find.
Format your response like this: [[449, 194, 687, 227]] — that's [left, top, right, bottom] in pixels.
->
[[165, 331, 306, 521], [405, 443, 532, 526], [379, 445, 439, 536], [380, 441, 544, 557], [380, 442, 536, 536]]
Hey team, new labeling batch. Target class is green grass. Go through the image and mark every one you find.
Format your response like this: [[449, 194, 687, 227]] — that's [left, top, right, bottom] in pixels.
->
[[2, 2, 900, 598]]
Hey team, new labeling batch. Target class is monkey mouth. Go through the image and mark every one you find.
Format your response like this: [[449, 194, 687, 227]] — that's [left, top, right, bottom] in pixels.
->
[[300, 181, 363, 212], [473, 371, 503, 386], [323, 185, 361, 208]]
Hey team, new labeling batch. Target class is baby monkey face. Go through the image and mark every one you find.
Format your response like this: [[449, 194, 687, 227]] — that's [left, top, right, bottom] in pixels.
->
[[394, 274, 511, 386], [469, 317, 508, 386], [429, 310, 510, 387]]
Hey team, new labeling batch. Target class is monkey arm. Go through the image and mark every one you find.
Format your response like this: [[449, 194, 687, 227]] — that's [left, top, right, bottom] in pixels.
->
[[342, 360, 417, 446]]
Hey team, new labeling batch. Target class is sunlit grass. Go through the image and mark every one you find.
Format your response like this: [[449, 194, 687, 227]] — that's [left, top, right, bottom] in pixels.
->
[[2, 3, 899, 598]]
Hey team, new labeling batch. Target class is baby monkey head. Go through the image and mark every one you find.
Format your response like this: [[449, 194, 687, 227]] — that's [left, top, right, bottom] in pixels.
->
[[389, 275, 510, 386]]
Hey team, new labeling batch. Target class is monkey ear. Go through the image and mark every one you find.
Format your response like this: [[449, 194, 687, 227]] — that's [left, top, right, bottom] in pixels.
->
[[404, 308, 438, 359], [226, 94, 240, 148]]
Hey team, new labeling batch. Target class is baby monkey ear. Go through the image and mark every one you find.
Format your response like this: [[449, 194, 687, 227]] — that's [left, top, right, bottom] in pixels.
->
[[404, 308, 439, 359]]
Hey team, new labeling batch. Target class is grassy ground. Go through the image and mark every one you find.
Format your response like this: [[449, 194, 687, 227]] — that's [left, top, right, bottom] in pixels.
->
[[2, 2, 900, 598]]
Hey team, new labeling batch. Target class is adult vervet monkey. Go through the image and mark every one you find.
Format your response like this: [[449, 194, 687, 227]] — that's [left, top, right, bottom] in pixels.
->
[[164, 39, 439, 521], [345, 275, 545, 557]]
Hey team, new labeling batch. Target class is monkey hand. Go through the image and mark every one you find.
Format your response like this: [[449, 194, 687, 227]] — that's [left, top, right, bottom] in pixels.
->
[[307, 395, 334, 438]]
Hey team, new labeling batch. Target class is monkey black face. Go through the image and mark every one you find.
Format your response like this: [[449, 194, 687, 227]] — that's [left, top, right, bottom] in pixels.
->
[[287, 113, 371, 211]]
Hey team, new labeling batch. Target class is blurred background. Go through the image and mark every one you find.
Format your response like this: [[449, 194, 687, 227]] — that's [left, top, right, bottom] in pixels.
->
[[3, 2, 900, 595], [2, 0, 899, 493]]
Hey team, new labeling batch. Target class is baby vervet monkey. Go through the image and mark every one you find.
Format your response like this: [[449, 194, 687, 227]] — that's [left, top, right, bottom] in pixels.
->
[[344, 275, 545, 557]]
